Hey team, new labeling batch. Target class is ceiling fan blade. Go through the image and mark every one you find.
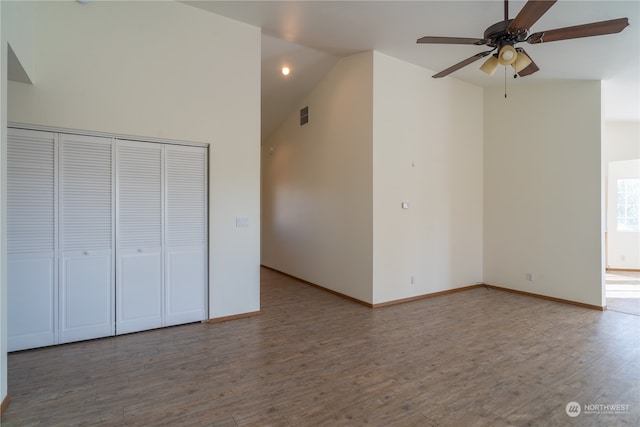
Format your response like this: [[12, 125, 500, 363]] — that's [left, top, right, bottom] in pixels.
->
[[432, 51, 494, 78], [518, 61, 540, 77], [508, 0, 557, 32], [516, 49, 540, 77], [527, 17, 629, 44], [417, 36, 487, 45]]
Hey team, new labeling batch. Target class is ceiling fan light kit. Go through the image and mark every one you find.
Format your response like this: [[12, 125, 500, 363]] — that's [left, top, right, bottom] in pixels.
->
[[480, 45, 531, 76], [417, 0, 630, 79], [480, 55, 500, 76], [512, 49, 533, 73], [497, 45, 517, 65]]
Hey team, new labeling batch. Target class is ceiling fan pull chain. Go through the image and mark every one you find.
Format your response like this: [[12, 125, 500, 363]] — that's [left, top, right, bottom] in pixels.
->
[[504, 66, 508, 98]]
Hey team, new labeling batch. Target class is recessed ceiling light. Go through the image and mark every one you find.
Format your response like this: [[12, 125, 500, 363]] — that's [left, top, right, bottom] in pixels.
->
[[281, 67, 290, 76]]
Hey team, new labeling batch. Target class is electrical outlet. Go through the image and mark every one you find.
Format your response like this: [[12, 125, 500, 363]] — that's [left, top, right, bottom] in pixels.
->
[[410, 275, 415, 285], [526, 273, 533, 282]]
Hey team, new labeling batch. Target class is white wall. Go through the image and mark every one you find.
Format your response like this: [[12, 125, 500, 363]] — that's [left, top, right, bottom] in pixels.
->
[[3, 0, 35, 84], [605, 121, 640, 162], [484, 81, 604, 307], [262, 51, 484, 305], [6, 1, 261, 319], [604, 121, 640, 269], [371, 52, 483, 304], [262, 52, 374, 303]]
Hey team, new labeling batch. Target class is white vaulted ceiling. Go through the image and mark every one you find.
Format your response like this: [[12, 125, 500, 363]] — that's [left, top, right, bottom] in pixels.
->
[[185, 1, 640, 139]]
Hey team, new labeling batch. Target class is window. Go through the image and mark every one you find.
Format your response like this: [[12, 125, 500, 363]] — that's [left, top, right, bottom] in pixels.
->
[[617, 178, 639, 231]]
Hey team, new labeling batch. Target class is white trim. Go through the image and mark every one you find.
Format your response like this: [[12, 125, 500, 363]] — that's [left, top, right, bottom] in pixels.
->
[[110, 139, 117, 336], [54, 133, 60, 344], [8, 122, 209, 149]]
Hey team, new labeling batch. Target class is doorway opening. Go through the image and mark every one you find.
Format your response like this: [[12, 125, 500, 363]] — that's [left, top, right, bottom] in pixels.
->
[[605, 158, 640, 316]]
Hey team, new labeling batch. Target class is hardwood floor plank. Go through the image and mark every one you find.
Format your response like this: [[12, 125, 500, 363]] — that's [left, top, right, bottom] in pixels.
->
[[2, 267, 638, 426]]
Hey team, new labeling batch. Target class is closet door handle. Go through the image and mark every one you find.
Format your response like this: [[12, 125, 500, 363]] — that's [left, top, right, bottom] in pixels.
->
[[137, 248, 144, 253], [83, 250, 90, 256]]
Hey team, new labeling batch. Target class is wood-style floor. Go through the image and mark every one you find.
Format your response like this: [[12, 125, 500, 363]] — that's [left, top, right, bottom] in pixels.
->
[[2, 267, 639, 426]]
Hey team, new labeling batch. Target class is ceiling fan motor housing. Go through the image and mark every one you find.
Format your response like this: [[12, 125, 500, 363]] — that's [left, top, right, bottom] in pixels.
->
[[484, 19, 529, 50]]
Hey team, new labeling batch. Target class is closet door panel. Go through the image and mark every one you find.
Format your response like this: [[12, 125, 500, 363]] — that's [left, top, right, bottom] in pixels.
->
[[165, 247, 206, 325], [59, 250, 112, 343], [117, 250, 162, 334], [164, 145, 207, 326], [7, 128, 57, 351], [7, 254, 55, 351], [116, 141, 163, 334], [59, 134, 114, 344]]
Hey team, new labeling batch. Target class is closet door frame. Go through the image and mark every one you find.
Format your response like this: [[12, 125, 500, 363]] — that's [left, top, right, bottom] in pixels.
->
[[7, 124, 209, 349]]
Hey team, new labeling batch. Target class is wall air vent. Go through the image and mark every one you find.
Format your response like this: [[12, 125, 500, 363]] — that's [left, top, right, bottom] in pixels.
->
[[300, 106, 309, 126]]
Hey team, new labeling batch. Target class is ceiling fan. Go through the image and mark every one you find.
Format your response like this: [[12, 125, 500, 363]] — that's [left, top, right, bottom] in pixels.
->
[[417, 0, 629, 78]]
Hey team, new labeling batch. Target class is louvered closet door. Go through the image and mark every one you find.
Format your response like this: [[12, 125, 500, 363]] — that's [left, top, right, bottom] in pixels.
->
[[164, 145, 208, 326], [59, 134, 114, 344], [116, 141, 163, 334], [7, 129, 57, 351]]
